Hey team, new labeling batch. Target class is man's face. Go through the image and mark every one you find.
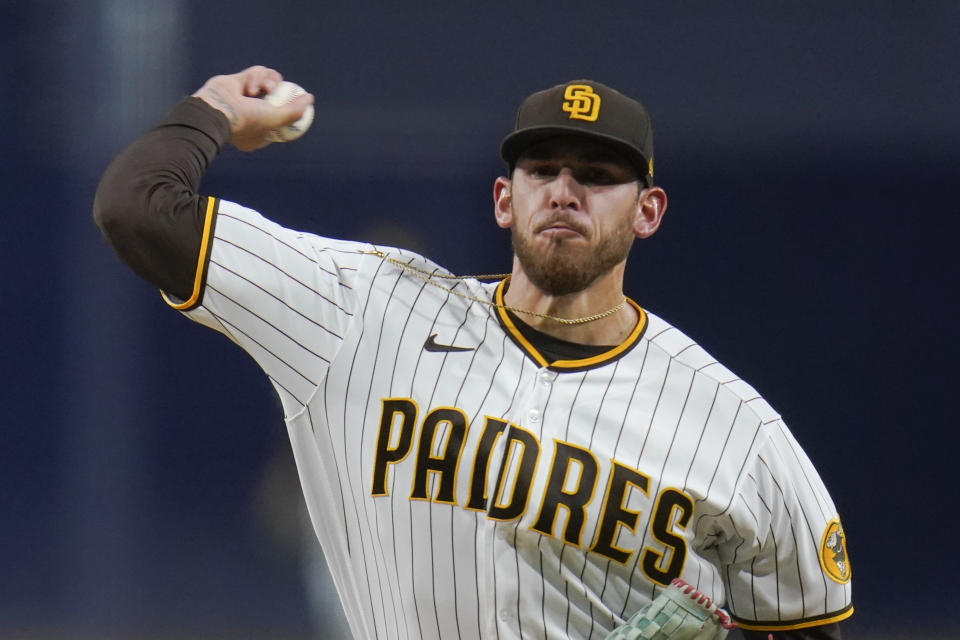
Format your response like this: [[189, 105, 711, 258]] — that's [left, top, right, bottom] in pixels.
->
[[501, 137, 644, 296]]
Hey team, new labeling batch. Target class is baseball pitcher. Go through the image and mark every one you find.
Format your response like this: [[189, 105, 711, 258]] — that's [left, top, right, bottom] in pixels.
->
[[93, 66, 852, 639]]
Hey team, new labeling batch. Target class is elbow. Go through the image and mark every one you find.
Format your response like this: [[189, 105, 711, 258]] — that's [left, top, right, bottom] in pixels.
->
[[92, 163, 129, 241]]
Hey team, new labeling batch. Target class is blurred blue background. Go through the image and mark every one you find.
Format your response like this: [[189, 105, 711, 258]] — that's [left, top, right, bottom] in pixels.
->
[[2, 1, 957, 638]]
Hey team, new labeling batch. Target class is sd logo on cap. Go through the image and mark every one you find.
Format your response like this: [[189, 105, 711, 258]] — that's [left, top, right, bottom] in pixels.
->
[[500, 80, 655, 186]]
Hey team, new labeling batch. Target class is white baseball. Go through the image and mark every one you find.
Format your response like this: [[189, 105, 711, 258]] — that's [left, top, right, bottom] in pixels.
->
[[263, 81, 314, 142]]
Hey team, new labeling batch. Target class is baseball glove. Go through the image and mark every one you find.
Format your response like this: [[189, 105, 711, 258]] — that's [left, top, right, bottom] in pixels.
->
[[604, 578, 736, 640]]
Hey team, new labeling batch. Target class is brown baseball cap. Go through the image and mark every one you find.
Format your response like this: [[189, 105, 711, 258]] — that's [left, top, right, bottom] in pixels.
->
[[500, 80, 655, 186]]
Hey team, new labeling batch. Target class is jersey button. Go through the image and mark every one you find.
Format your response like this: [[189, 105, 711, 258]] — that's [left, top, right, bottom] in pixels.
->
[[539, 370, 556, 384], [499, 609, 513, 622], [527, 409, 541, 423]]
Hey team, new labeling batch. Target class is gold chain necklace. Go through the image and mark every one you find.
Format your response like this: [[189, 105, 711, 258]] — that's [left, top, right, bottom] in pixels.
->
[[363, 250, 627, 325]]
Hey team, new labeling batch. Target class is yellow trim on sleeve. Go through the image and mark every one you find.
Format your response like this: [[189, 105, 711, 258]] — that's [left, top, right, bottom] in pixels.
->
[[735, 605, 854, 631], [161, 196, 217, 310]]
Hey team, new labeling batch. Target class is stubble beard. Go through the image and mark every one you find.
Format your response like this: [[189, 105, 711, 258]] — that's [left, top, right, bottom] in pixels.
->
[[511, 224, 635, 296]]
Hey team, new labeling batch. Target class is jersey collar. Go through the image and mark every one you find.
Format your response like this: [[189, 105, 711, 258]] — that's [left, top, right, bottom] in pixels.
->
[[493, 279, 647, 371]]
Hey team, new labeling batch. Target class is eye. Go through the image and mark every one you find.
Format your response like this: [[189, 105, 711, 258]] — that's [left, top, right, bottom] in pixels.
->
[[577, 167, 615, 185], [527, 163, 559, 179]]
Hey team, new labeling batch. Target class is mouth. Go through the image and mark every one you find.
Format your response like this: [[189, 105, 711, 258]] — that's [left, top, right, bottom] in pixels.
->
[[536, 216, 588, 239]]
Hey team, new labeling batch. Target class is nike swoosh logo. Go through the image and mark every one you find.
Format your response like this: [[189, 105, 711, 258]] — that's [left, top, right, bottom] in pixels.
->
[[424, 334, 475, 353]]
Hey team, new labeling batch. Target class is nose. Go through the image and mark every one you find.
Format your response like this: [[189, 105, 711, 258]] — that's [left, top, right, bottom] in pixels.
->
[[548, 168, 583, 211]]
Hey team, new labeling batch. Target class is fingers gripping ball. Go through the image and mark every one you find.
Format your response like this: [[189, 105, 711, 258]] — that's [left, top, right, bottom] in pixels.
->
[[604, 579, 736, 640], [264, 81, 314, 142]]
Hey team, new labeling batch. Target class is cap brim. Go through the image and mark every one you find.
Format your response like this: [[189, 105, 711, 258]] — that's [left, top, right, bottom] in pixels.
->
[[500, 125, 650, 183]]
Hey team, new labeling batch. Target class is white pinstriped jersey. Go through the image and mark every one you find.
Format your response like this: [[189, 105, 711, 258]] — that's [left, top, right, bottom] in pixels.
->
[[168, 198, 852, 638]]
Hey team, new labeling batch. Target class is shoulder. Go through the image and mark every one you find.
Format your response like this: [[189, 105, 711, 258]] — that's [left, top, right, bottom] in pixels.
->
[[213, 199, 496, 309], [641, 309, 781, 425], [213, 199, 414, 276]]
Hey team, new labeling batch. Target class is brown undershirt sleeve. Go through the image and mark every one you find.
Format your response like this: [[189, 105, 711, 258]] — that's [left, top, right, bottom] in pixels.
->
[[92, 97, 232, 301]]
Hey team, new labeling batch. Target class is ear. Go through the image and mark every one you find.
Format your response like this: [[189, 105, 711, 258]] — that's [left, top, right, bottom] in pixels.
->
[[493, 176, 513, 228], [633, 186, 667, 239]]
